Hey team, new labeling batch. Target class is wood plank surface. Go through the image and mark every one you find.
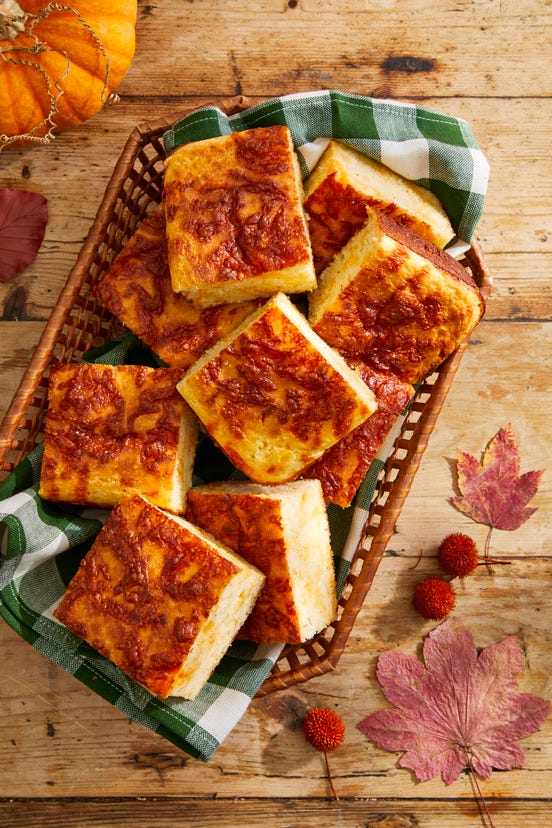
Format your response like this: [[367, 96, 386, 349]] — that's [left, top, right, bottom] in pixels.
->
[[0, 0, 551, 825], [1, 799, 552, 828]]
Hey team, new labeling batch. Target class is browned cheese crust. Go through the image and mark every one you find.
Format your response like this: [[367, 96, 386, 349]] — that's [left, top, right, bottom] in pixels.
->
[[39, 363, 195, 510], [303, 140, 455, 273], [305, 171, 439, 274], [54, 494, 240, 698], [377, 210, 477, 290], [303, 362, 414, 506], [163, 125, 315, 304], [186, 490, 302, 643], [177, 296, 377, 483], [310, 210, 485, 384], [92, 206, 260, 370]]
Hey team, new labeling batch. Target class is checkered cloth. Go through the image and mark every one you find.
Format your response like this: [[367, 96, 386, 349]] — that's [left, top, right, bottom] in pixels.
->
[[164, 89, 489, 250], [0, 90, 489, 761]]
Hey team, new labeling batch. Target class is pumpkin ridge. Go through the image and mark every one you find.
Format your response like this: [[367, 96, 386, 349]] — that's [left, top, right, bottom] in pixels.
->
[[2, 54, 53, 134], [0, 0, 137, 147]]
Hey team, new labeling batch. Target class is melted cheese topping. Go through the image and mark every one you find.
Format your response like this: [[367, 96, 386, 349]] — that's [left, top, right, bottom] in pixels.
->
[[39, 363, 198, 512], [304, 362, 414, 506], [163, 126, 316, 307], [177, 293, 378, 484], [93, 206, 260, 370], [54, 494, 264, 699], [304, 139, 455, 272], [185, 479, 336, 644], [309, 210, 484, 384]]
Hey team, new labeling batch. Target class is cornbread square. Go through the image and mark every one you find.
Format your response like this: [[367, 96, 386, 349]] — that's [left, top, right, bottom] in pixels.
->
[[304, 363, 414, 507], [53, 494, 265, 700], [304, 139, 455, 272], [39, 363, 198, 512], [163, 125, 316, 307], [185, 479, 337, 644], [309, 209, 485, 384], [93, 206, 260, 370], [177, 292, 378, 484]]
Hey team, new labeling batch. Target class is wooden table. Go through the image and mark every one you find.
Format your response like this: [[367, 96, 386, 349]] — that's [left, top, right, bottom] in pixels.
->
[[1, 2, 550, 826]]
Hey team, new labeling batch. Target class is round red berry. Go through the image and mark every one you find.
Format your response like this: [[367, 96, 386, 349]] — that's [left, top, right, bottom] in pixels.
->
[[438, 533, 479, 577], [303, 707, 345, 752], [413, 577, 456, 620]]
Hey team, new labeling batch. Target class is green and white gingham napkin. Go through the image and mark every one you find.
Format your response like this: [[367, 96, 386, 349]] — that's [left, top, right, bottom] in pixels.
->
[[164, 89, 489, 250], [0, 90, 488, 762]]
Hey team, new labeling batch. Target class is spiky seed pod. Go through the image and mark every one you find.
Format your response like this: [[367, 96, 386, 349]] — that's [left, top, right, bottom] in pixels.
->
[[438, 533, 479, 577], [413, 577, 456, 620], [303, 707, 345, 752], [303, 707, 345, 802]]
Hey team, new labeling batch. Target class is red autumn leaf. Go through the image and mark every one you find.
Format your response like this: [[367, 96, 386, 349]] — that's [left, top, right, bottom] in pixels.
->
[[0, 188, 49, 282], [450, 423, 543, 531], [357, 616, 550, 785]]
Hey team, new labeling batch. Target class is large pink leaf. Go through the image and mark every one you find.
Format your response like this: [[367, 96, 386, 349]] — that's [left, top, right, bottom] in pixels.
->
[[0, 188, 48, 282], [358, 617, 550, 784], [451, 423, 544, 531]]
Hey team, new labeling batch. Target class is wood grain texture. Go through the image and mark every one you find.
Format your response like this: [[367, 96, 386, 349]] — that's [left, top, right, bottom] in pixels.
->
[[1, 799, 552, 828], [0, 0, 551, 824]]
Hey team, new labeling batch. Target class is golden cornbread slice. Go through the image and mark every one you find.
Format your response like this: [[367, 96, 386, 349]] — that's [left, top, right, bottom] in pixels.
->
[[185, 479, 337, 644], [309, 209, 485, 384], [39, 363, 198, 513], [164, 125, 316, 307], [93, 206, 261, 370], [177, 292, 378, 484], [54, 494, 265, 700], [303, 362, 414, 507], [304, 139, 455, 272]]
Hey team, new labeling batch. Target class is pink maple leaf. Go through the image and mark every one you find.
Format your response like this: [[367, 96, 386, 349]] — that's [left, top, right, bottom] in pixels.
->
[[358, 617, 550, 785], [451, 423, 543, 531]]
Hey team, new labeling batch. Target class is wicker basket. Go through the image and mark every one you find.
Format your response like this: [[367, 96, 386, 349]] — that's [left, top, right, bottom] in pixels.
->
[[0, 96, 492, 697]]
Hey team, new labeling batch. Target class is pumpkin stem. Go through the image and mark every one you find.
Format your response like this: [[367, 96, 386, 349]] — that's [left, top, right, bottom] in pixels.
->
[[0, 0, 27, 40]]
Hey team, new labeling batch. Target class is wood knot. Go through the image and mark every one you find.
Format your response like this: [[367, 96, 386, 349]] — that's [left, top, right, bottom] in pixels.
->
[[3, 284, 28, 320], [382, 56, 435, 74]]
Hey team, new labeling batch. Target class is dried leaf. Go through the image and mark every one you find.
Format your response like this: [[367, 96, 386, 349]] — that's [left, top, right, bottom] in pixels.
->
[[451, 423, 544, 531], [0, 188, 48, 282], [358, 617, 550, 785]]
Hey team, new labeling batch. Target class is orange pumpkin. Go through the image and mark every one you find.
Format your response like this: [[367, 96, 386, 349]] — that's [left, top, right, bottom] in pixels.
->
[[0, 0, 137, 148]]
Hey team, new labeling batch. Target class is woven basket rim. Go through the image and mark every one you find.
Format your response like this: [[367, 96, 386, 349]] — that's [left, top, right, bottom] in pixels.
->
[[0, 96, 492, 697], [0, 97, 250, 456]]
